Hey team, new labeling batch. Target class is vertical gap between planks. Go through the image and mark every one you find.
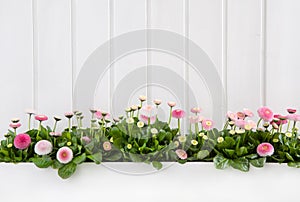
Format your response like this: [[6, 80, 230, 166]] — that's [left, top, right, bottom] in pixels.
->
[[109, 0, 115, 112], [222, 0, 228, 113], [260, 0, 267, 106], [146, 0, 152, 104], [32, 0, 38, 115], [70, 0, 76, 110], [184, 0, 189, 132]]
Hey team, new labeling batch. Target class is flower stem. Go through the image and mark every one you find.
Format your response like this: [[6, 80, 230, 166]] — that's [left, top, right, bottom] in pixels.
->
[[178, 119, 181, 134], [53, 120, 57, 132], [223, 121, 229, 131], [292, 121, 297, 134], [168, 107, 173, 125], [68, 118, 71, 132], [28, 114, 32, 130], [287, 120, 291, 132], [36, 121, 42, 139], [148, 117, 150, 126], [195, 123, 199, 135], [257, 118, 262, 128]]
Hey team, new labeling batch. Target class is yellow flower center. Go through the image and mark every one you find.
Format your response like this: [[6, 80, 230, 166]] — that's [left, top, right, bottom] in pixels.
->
[[206, 121, 212, 126]]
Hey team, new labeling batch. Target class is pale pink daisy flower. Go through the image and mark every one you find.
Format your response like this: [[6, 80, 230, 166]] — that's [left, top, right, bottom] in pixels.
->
[[34, 140, 53, 155], [227, 111, 237, 121], [167, 102, 176, 107], [103, 141, 112, 151], [81, 136, 91, 144], [153, 99, 162, 105], [175, 149, 188, 160], [243, 108, 254, 117], [191, 107, 201, 114], [49, 132, 62, 137], [64, 112, 74, 119], [9, 122, 21, 129]]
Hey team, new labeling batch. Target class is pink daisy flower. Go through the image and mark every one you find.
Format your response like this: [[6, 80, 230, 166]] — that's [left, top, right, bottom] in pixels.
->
[[56, 147, 73, 164], [235, 119, 246, 128], [257, 107, 273, 122], [172, 109, 186, 119], [34, 140, 53, 155], [202, 119, 214, 130], [287, 108, 297, 114], [287, 114, 300, 122], [257, 142, 274, 157], [139, 114, 156, 125], [103, 141, 112, 151], [95, 111, 110, 119], [236, 112, 246, 120], [175, 149, 188, 160], [35, 115, 48, 122], [14, 133, 31, 150]]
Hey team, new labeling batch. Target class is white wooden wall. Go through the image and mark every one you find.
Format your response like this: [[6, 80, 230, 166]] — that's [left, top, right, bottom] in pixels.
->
[[0, 0, 300, 135]]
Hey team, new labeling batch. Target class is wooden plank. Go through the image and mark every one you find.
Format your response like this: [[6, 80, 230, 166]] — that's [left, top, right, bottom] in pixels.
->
[[189, 0, 223, 122], [266, 0, 300, 114], [36, 0, 72, 130], [227, 0, 262, 116], [0, 0, 33, 135]]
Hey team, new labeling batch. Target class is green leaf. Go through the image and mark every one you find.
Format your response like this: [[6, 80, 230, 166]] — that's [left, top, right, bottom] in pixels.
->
[[31, 156, 53, 168], [52, 160, 64, 169], [236, 146, 248, 157], [208, 128, 219, 140], [58, 162, 77, 179], [288, 162, 300, 168], [250, 157, 266, 168], [105, 151, 122, 161], [286, 153, 295, 161], [73, 153, 86, 165], [152, 161, 163, 170], [197, 150, 210, 160], [245, 154, 258, 159], [224, 149, 235, 158], [87, 152, 102, 164], [213, 154, 230, 170], [129, 153, 143, 162], [231, 158, 249, 172]]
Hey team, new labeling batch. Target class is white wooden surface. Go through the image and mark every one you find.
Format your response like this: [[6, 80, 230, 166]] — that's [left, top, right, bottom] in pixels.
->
[[0, 163, 300, 202], [0, 0, 299, 133]]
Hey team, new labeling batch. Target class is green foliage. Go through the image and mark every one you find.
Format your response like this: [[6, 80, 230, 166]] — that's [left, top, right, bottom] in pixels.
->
[[2, 113, 300, 179]]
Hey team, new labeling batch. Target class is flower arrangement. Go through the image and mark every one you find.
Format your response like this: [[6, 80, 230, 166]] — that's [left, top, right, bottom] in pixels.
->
[[1, 96, 300, 179]]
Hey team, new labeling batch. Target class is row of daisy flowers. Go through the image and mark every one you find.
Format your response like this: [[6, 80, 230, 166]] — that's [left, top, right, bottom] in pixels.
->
[[9, 112, 74, 164], [3, 95, 300, 177]]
